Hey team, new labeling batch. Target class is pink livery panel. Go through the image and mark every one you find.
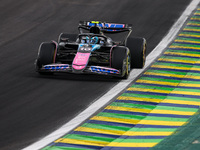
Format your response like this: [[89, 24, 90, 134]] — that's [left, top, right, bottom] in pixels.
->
[[72, 52, 90, 70]]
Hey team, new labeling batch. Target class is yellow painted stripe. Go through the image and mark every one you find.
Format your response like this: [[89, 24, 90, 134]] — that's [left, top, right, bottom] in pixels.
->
[[105, 105, 195, 117], [92, 112, 191, 125], [164, 51, 200, 57], [136, 81, 200, 92], [191, 18, 200, 21], [55, 138, 109, 146], [171, 90, 200, 96], [151, 64, 191, 70], [144, 72, 185, 78], [179, 83, 200, 87], [107, 142, 157, 147], [138, 120, 186, 126], [185, 75, 200, 79], [175, 39, 200, 44], [118, 96, 163, 103], [74, 126, 124, 135], [144, 73, 200, 80], [183, 28, 200, 32], [190, 67, 200, 71], [178, 33, 200, 38], [136, 79, 179, 86], [127, 87, 171, 94], [187, 23, 200, 26], [91, 116, 140, 124], [158, 58, 196, 64], [151, 109, 195, 116], [105, 105, 151, 113], [152, 64, 200, 71], [163, 99, 200, 106], [170, 45, 200, 50], [194, 13, 200, 15], [123, 131, 173, 136]]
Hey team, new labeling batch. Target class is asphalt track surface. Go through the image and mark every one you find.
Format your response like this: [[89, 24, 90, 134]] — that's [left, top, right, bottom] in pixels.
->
[[0, 0, 191, 150]]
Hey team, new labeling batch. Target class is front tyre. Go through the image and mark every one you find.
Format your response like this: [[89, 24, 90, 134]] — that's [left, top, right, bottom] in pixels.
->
[[127, 37, 146, 68], [111, 47, 131, 79], [35, 42, 57, 75]]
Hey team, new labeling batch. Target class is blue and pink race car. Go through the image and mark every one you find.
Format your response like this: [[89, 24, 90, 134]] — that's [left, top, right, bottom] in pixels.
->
[[35, 21, 146, 79]]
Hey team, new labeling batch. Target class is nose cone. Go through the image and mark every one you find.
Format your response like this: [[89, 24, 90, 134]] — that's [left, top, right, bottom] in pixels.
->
[[72, 52, 90, 71], [72, 65, 86, 70]]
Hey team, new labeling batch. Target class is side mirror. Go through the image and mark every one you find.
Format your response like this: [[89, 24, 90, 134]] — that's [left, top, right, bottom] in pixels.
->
[[60, 37, 69, 42]]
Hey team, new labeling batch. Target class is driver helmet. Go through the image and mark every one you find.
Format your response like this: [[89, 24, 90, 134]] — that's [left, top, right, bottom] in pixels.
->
[[91, 36, 98, 44], [86, 36, 90, 43]]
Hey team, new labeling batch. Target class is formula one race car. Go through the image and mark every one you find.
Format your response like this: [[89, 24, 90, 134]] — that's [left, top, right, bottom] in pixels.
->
[[35, 21, 146, 79]]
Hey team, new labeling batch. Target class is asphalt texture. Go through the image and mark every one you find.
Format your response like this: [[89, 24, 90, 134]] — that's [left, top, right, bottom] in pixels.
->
[[0, 0, 191, 149]]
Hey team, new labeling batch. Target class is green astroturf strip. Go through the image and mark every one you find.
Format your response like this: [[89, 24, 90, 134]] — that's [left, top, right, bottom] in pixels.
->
[[120, 93, 166, 100], [130, 84, 174, 91], [180, 80, 200, 84], [191, 16, 200, 18], [62, 134, 114, 142], [187, 21, 200, 25], [184, 26, 200, 30], [155, 105, 198, 112], [81, 123, 131, 131], [188, 20, 200, 23], [97, 112, 145, 120], [186, 72, 200, 76], [42, 146, 90, 150], [140, 77, 200, 85], [173, 88, 200, 93], [113, 138, 163, 143], [166, 96, 200, 102], [139, 76, 181, 83], [176, 36, 200, 41], [171, 43, 200, 48], [180, 32, 200, 36], [146, 69, 188, 75], [160, 55, 199, 61], [110, 102, 156, 109], [175, 37, 200, 42], [143, 116, 188, 122], [192, 65, 200, 68], [130, 127, 177, 132], [153, 62, 193, 68], [166, 49, 200, 54], [97, 112, 144, 120]]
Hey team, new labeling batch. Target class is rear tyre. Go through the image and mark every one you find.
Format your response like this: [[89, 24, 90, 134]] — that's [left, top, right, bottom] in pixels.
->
[[35, 42, 57, 75], [58, 33, 77, 43], [111, 47, 130, 79], [126, 37, 146, 68]]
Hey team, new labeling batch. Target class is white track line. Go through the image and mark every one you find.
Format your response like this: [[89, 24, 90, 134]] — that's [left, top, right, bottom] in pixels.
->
[[23, 0, 200, 149]]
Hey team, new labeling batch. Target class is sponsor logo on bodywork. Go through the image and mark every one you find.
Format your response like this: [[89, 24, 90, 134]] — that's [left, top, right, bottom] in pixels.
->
[[43, 64, 69, 70], [90, 66, 120, 74]]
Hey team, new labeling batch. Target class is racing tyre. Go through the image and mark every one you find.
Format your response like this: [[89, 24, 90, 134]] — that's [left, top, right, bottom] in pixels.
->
[[111, 47, 131, 79], [58, 33, 77, 43], [126, 37, 146, 68], [35, 42, 57, 75]]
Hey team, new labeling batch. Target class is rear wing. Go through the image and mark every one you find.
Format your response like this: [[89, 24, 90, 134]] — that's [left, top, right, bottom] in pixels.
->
[[78, 21, 132, 33], [78, 21, 132, 45]]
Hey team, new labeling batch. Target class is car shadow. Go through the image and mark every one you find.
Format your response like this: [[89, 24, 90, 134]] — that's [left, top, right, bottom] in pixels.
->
[[33, 72, 122, 82]]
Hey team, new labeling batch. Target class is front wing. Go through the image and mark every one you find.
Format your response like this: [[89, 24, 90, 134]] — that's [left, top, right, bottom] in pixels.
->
[[38, 63, 122, 77]]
